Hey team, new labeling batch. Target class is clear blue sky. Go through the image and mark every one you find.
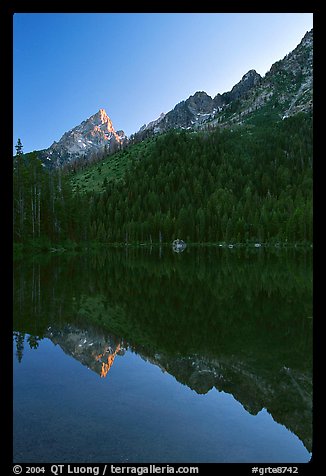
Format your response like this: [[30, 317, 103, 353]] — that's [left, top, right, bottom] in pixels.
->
[[13, 12, 313, 153]]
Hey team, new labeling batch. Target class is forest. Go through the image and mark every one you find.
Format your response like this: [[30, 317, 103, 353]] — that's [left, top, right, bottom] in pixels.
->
[[13, 112, 312, 250]]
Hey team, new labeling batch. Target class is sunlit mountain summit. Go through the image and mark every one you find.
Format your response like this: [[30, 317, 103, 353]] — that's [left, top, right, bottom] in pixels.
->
[[34, 29, 312, 169], [46, 324, 125, 378], [38, 108, 127, 167]]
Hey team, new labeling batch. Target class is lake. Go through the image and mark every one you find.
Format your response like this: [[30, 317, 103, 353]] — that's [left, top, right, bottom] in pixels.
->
[[13, 246, 312, 463]]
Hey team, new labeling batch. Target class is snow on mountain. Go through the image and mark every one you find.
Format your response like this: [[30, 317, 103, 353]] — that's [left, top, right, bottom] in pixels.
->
[[37, 29, 312, 167], [39, 108, 127, 167], [133, 29, 312, 139]]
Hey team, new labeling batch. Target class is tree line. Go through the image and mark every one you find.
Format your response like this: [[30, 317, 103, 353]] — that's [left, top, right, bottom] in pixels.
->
[[13, 112, 312, 248], [13, 141, 90, 247], [87, 113, 312, 244]]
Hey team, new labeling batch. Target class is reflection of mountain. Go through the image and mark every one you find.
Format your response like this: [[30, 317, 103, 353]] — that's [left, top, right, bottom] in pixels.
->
[[46, 325, 124, 378], [146, 352, 312, 453], [96, 343, 121, 378], [24, 321, 311, 453], [13, 248, 312, 453]]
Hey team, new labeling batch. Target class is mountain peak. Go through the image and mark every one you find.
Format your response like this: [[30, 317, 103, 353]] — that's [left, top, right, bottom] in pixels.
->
[[39, 30, 312, 168], [87, 108, 115, 134], [40, 107, 127, 166], [97, 108, 110, 123], [301, 28, 313, 46], [221, 69, 261, 104], [92, 108, 113, 128], [242, 69, 260, 80]]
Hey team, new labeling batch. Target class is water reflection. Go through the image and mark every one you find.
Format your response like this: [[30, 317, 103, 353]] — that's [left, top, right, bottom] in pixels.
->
[[13, 247, 312, 458]]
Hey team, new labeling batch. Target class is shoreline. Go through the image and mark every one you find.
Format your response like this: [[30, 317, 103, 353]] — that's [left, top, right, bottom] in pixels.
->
[[13, 240, 313, 259]]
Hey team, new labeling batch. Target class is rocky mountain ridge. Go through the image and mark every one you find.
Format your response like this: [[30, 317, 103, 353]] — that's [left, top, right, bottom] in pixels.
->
[[135, 29, 312, 139], [134, 69, 262, 140], [34, 29, 312, 167], [38, 108, 127, 167]]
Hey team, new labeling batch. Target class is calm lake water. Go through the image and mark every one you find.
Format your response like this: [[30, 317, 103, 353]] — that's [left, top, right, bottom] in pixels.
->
[[13, 246, 312, 463]]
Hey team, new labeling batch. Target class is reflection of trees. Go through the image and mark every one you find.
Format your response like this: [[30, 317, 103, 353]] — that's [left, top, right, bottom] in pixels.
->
[[13, 332, 41, 362], [13, 320, 312, 452], [27, 335, 40, 350], [13, 248, 312, 368], [13, 248, 312, 452], [13, 332, 25, 363]]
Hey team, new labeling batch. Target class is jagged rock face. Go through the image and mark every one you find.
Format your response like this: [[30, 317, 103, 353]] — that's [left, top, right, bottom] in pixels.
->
[[220, 29, 313, 125], [186, 91, 215, 114], [40, 108, 127, 167], [37, 29, 312, 166], [212, 93, 225, 109], [138, 112, 166, 134], [267, 29, 313, 118], [135, 29, 313, 138], [137, 91, 224, 135], [222, 69, 262, 103], [134, 71, 263, 137], [268, 30, 313, 79]]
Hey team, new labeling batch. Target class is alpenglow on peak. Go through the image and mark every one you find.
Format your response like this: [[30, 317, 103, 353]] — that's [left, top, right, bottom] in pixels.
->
[[97, 108, 112, 125], [39, 107, 127, 167]]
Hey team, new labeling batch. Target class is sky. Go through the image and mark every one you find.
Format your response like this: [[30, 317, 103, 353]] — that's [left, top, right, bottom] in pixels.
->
[[13, 12, 313, 154]]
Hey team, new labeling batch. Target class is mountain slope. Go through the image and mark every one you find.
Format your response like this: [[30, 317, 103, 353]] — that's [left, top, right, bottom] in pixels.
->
[[216, 28, 313, 127], [74, 112, 312, 244]]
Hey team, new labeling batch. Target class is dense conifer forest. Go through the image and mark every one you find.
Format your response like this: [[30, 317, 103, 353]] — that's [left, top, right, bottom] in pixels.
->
[[13, 112, 312, 250]]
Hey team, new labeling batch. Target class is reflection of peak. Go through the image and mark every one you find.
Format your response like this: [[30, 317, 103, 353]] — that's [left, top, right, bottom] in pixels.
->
[[41, 322, 311, 452], [96, 343, 121, 378], [144, 352, 312, 453], [46, 324, 124, 378]]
